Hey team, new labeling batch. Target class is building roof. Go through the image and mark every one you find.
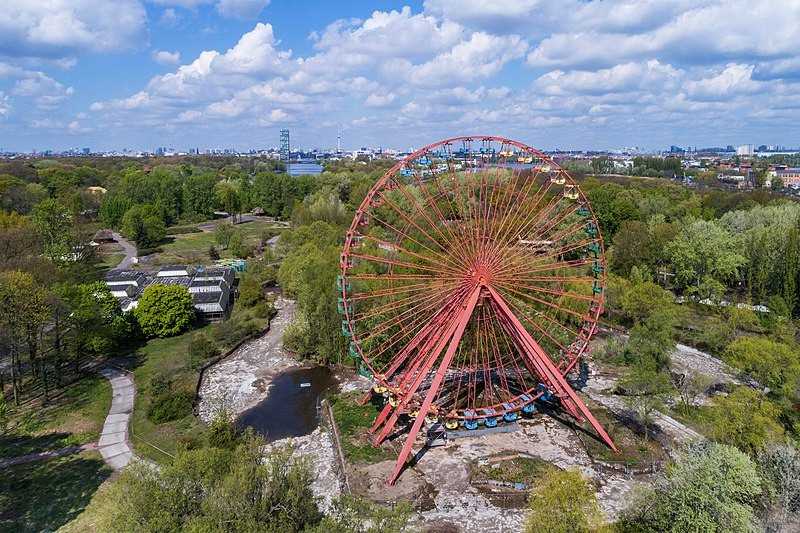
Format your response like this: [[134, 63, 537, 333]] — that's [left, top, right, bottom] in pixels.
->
[[105, 270, 147, 284]]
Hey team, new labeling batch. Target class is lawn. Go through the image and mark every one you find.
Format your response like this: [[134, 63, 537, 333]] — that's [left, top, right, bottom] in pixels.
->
[[0, 374, 111, 458], [142, 218, 285, 266], [127, 304, 271, 463], [0, 450, 111, 533], [329, 391, 394, 464]]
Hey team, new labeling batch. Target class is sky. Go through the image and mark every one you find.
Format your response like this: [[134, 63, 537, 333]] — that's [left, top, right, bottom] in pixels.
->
[[2, 0, 800, 152]]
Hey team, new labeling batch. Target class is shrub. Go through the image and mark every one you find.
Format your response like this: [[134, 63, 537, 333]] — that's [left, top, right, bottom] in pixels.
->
[[705, 386, 783, 455], [208, 245, 220, 260], [188, 332, 220, 370], [207, 412, 239, 449], [253, 300, 276, 320], [524, 469, 605, 533], [134, 284, 195, 338], [147, 391, 194, 423]]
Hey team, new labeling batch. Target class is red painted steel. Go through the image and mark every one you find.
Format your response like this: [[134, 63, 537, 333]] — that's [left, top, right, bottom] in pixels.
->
[[338, 136, 616, 485]]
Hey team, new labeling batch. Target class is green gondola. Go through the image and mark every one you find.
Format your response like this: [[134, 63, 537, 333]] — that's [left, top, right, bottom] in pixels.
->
[[337, 297, 353, 314], [341, 320, 352, 337]]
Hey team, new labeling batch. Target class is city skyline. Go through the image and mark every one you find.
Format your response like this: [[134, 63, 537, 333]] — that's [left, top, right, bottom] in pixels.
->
[[2, 1, 800, 152]]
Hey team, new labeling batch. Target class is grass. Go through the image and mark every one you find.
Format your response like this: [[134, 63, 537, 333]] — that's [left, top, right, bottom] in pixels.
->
[[0, 374, 111, 458], [0, 450, 111, 533], [575, 397, 666, 466], [143, 218, 284, 266], [473, 455, 558, 486], [329, 391, 393, 464], [128, 304, 271, 463]]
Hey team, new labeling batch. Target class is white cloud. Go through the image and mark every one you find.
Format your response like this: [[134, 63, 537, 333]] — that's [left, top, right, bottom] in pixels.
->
[[216, 0, 270, 19], [0, 0, 146, 59], [364, 92, 396, 107], [0, 92, 10, 118], [526, 1, 800, 69], [408, 32, 527, 87], [152, 50, 181, 65], [534, 61, 681, 96], [685, 64, 761, 101]]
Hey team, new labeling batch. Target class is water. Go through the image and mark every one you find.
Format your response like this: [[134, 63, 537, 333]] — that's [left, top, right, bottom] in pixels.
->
[[237, 366, 337, 441], [287, 163, 323, 176]]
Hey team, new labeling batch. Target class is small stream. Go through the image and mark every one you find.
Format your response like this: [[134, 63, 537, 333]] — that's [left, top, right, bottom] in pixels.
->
[[236, 366, 338, 442]]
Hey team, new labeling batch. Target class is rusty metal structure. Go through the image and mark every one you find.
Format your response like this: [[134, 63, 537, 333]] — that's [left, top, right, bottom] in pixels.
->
[[337, 136, 616, 485]]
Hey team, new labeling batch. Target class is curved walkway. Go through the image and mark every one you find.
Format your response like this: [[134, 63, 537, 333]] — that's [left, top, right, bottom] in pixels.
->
[[97, 367, 135, 470]]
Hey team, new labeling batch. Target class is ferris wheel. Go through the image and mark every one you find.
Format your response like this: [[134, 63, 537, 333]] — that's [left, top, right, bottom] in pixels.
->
[[337, 136, 617, 485]]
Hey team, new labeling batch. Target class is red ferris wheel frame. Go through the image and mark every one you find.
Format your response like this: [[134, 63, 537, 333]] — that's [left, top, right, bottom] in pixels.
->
[[338, 135, 617, 485]]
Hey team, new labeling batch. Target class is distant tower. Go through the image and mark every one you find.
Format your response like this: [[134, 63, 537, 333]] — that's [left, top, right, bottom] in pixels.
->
[[280, 129, 290, 161], [337, 124, 342, 153]]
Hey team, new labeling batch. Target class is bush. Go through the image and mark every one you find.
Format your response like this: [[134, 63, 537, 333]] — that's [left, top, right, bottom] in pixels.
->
[[238, 275, 264, 307], [208, 245, 220, 260], [705, 386, 783, 455], [524, 469, 605, 533], [619, 442, 762, 532], [188, 332, 220, 370], [134, 284, 195, 338], [206, 412, 239, 449], [253, 300, 276, 320], [147, 391, 194, 423]]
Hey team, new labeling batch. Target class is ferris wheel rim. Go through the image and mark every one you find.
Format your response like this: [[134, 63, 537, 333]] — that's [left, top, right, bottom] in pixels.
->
[[338, 135, 607, 418]]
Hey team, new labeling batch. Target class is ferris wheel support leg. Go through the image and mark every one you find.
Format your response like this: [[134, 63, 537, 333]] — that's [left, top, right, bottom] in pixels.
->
[[372, 316, 460, 446], [387, 286, 482, 486], [487, 286, 618, 453]]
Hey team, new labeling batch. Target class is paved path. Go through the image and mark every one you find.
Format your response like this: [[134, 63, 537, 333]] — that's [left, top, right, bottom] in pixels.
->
[[110, 231, 137, 271], [97, 367, 135, 470]]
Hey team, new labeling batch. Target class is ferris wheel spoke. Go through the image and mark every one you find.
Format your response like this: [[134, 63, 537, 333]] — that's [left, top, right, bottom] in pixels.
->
[[369, 212, 457, 268], [499, 296, 575, 356], [355, 234, 465, 275], [349, 252, 460, 276], [496, 283, 591, 324], [376, 191, 457, 258]]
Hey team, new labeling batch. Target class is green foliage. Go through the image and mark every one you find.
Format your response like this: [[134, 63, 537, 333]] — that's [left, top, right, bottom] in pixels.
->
[[723, 337, 800, 398], [312, 496, 411, 533], [30, 198, 74, 264], [97, 435, 321, 532], [623, 310, 678, 370], [121, 204, 166, 247], [238, 274, 264, 307], [620, 364, 673, 438], [214, 222, 234, 249], [147, 390, 194, 424], [278, 222, 345, 364], [705, 387, 783, 455], [524, 469, 605, 533], [758, 443, 800, 529], [618, 277, 676, 324], [228, 229, 249, 258], [667, 219, 745, 292], [187, 331, 219, 370], [99, 194, 132, 228], [134, 285, 195, 338], [206, 411, 239, 450], [619, 442, 762, 533], [56, 281, 132, 355]]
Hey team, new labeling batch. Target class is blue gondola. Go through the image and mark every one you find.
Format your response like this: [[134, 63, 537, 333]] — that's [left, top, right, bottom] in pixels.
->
[[537, 383, 553, 402], [485, 417, 498, 428], [503, 411, 518, 423], [464, 419, 478, 430], [522, 403, 536, 415], [400, 168, 413, 177]]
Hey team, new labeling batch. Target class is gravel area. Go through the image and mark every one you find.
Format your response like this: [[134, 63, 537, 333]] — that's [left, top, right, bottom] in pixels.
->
[[197, 297, 297, 422]]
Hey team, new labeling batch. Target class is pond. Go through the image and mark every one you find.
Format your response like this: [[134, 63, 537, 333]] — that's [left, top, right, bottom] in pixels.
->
[[236, 366, 337, 441]]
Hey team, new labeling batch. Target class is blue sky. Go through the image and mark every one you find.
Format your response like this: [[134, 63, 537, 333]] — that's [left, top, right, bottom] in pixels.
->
[[1, 0, 800, 152]]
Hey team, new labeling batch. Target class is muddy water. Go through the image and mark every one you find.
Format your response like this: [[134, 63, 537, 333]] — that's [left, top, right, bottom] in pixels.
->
[[237, 366, 337, 442]]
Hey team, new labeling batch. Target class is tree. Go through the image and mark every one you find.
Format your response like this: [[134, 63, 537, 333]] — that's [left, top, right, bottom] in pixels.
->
[[524, 469, 605, 533], [723, 337, 800, 399], [759, 443, 800, 530], [311, 496, 411, 533], [214, 222, 235, 249], [30, 198, 74, 264], [0, 271, 51, 404], [674, 370, 712, 415], [183, 172, 218, 220], [214, 180, 241, 221], [705, 387, 783, 455], [590, 156, 614, 175], [121, 205, 165, 248], [618, 278, 676, 324], [619, 442, 762, 533], [623, 310, 678, 370], [619, 364, 673, 440], [134, 285, 195, 338], [96, 435, 321, 532], [667, 219, 745, 293], [228, 229, 248, 258]]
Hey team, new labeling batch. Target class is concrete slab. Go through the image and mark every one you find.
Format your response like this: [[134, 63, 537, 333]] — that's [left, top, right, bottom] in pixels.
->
[[105, 413, 130, 424], [98, 432, 126, 447], [106, 451, 133, 470], [102, 421, 128, 434], [99, 442, 130, 459]]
